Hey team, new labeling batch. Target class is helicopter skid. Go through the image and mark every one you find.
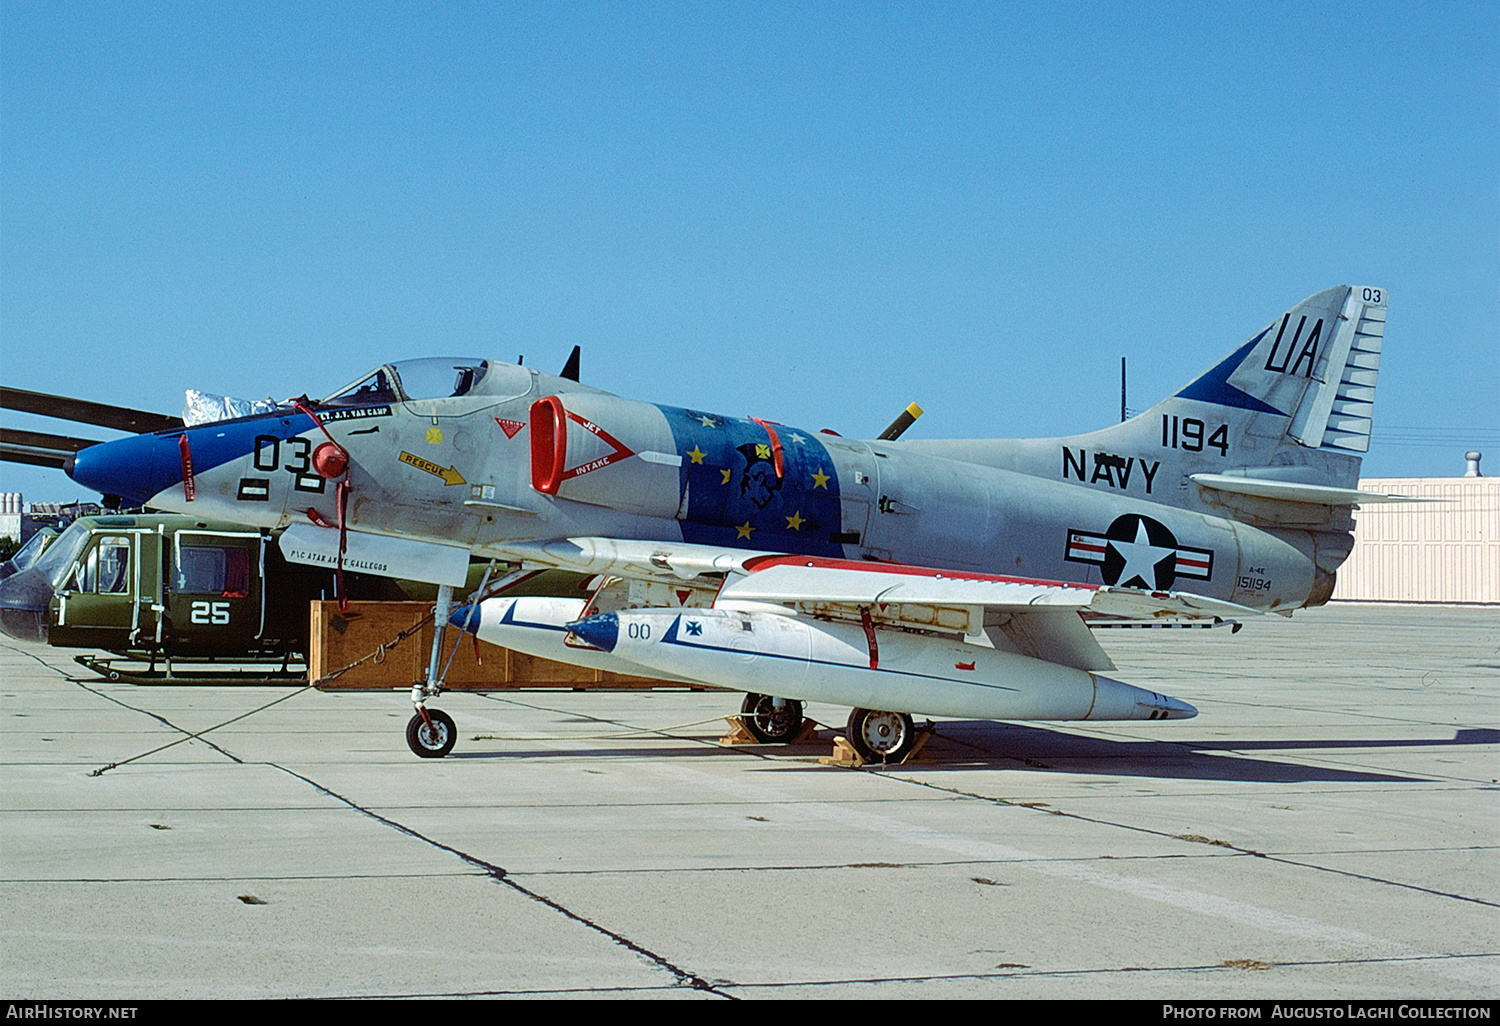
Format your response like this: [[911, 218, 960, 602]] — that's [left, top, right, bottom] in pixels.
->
[[73, 654, 308, 687]]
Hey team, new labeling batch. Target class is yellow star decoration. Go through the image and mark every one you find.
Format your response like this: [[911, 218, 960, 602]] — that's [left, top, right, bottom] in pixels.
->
[[810, 468, 830, 489], [720, 468, 732, 485], [687, 447, 706, 465], [698, 415, 716, 428], [736, 522, 755, 539], [785, 511, 805, 531]]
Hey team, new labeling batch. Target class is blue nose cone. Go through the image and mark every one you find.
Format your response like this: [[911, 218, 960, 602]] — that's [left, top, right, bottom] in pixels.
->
[[68, 433, 182, 507], [566, 613, 619, 653], [448, 603, 482, 636]]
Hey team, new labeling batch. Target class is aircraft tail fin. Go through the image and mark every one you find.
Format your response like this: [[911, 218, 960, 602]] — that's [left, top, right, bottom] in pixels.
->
[[1164, 285, 1387, 459], [1070, 285, 1389, 500], [1059, 286, 1391, 608], [1286, 289, 1386, 456]]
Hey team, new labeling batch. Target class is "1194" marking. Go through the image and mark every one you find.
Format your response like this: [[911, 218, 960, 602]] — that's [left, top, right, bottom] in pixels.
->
[[1162, 415, 1228, 456]]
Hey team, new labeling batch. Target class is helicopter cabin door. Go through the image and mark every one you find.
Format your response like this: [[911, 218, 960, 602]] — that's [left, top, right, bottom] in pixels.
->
[[51, 529, 153, 650], [165, 531, 265, 654]]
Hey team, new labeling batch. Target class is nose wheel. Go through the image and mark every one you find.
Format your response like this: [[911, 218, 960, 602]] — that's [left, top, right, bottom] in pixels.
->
[[845, 708, 916, 763], [406, 708, 457, 758]]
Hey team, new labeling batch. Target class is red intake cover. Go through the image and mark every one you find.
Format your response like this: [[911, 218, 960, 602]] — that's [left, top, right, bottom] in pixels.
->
[[530, 395, 566, 494]]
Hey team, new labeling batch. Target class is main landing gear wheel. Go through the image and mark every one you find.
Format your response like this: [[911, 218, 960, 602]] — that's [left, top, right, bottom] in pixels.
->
[[739, 693, 806, 744], [846, 708, 916, 763], [406, 708, 457, 758]]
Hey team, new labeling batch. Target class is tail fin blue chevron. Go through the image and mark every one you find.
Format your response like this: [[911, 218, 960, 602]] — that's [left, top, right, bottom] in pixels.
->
[[1167, 284, 1387, 458]]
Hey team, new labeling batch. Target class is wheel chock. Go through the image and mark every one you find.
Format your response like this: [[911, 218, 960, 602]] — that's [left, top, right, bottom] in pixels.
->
[[820, 736, 866, 767], [905, 721, 935, 762], [719, 715, 760, 745], [721, 716, 829, 746], [789, 719, 823, 744], [820, 721, 936, 767]]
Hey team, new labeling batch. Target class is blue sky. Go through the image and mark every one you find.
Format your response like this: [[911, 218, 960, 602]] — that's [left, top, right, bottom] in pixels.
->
[[3, 1, 1496, 504]]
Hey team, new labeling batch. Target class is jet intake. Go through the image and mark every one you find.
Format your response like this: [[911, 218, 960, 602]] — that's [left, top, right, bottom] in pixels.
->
[[529, 395, 567, 496], [529, 394, 684, 519]]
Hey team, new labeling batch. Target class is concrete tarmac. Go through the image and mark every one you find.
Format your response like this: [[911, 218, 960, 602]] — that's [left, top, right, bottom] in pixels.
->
[[1, 603, 1496, 1000]]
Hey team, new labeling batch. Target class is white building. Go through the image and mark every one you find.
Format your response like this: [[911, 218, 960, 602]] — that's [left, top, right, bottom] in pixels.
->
[[0, 493, 23, 543], [1332, 476, 1499, 604]]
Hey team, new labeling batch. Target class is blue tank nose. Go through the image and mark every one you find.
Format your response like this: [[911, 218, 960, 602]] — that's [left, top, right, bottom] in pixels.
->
[[565, 613, 619, 653], [67, 433, 184, 507], [448, 603, 482, 636]]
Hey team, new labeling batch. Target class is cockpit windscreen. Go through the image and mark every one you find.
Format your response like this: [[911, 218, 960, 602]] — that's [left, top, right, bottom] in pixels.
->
[[321, 359, 489, 406]]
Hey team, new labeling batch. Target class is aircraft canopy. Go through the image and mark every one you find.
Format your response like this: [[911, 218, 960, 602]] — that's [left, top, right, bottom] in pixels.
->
[[321, 358, 527, 407]]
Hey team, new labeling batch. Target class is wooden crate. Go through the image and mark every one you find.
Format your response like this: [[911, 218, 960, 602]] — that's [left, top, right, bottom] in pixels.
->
[[308, 601, 708, 691]]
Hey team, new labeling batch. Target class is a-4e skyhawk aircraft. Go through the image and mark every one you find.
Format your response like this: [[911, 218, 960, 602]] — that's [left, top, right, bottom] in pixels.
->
[[66, 285, 1415, 760]]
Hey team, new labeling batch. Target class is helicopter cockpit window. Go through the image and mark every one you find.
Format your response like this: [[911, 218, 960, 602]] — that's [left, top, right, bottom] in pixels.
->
[[177, 546, 251, 597], [72, 536, 131, 594], [320, 368, 400, 407], [7, 531, 53, 574], [34, 522, 92, 591]]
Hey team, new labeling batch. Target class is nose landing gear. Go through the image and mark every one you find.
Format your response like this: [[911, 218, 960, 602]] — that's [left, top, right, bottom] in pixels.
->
[[406, 707, 456, 759]]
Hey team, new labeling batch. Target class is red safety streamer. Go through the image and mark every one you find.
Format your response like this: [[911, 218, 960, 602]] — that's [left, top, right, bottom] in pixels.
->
[[291, 397, 349, 455], [749, 417, 785, 479], [178, 434, 196, 502], [292, 398, 354, 613], [860, 607, 879, 670]]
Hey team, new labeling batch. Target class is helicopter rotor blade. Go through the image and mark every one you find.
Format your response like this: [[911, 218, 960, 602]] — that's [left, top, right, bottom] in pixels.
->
[[0, 427, 103, 469], [0, 387, 182, 434]]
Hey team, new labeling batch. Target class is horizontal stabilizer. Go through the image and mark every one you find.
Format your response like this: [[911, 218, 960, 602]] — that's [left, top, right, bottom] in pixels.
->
[[1190, 473, 1445, 506]]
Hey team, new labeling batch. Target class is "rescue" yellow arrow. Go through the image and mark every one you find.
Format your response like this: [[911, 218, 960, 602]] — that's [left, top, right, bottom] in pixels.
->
[[400, 451, 466, 485]]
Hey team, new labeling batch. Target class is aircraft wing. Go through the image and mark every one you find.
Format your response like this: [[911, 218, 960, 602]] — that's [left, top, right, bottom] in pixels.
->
[[496, 538, 1260, 673], [498, 537, 1258, 621], [717, 554, 1260, 673], [499, 536, 780, 581], [719, 554, 1259, 624]]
